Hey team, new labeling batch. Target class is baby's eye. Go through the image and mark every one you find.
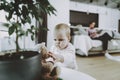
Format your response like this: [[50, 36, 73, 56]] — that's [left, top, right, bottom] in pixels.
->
[[54, 39, 64, 41], [58, 39, 64, 41], [54, 39, 57, 41]]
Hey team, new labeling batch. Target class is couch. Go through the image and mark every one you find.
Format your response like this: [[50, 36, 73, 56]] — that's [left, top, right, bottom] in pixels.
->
[[71, 25, 120, 56]]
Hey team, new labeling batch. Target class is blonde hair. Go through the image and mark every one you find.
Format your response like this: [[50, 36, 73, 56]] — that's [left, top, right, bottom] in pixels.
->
[[54, 23, 71, 40]]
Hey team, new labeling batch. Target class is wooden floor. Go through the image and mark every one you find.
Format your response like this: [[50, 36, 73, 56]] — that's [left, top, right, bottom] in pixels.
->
[[76, 53, 120, 80]]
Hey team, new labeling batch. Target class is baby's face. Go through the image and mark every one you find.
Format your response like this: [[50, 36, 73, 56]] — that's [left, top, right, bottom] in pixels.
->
[[54, 32, 69, 50]]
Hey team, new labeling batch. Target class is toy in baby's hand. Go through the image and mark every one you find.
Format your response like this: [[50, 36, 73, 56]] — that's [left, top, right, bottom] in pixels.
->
[[34, 42, 53, 61], [39, 42, 61, 80], [40, 42, 50, 61]]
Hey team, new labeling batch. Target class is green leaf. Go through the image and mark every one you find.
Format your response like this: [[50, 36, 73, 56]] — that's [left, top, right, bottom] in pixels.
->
[[3, 23, 10, 27], [31, 35, 34, 41], [58, 78, 63, 80], [18, 33, 25, 37], [8, 26, 15, 35], [41, 27, 49, 31], [8, 13, 13, 20], [27, 29, 32, 33], [31, 25, 34, 29], [22, 5, 29, 19], [21, 19, 26, 24], [26, 16, 31, 24]]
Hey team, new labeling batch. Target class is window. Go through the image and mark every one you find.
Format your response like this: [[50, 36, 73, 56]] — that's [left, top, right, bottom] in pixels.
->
[[70, 10, 99, 27]]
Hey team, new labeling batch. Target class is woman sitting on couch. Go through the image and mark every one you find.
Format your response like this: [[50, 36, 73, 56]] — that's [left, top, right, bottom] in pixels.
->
[[87, 22, 113, 54]]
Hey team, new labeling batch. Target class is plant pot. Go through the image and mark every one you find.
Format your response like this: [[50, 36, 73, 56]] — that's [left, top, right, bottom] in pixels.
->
[[0, 51, 41, 80]]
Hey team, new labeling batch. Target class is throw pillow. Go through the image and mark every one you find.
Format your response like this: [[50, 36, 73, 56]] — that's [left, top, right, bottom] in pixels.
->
[[113, 31, 120, 39], [76, 25, 88, 35]]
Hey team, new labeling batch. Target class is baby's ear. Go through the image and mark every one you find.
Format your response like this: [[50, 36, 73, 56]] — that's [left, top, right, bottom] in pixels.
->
[[68, 36, 71, 41]]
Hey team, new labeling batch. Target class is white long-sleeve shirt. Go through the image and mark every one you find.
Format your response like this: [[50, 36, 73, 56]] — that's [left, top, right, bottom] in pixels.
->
[[87, 28, 100, 38], [50, 43, 78, 70]]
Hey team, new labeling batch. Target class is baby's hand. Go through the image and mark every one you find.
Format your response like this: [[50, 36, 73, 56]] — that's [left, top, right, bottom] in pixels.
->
[[48, 52, 56, 60], [48, 52, 64, 63]]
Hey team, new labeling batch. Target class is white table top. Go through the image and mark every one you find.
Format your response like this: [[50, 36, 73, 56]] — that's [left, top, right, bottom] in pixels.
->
[[59, 67, 96, 80]]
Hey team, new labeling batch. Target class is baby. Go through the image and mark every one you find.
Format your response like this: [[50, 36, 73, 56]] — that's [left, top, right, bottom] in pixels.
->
[[50, 23, 78, 70]]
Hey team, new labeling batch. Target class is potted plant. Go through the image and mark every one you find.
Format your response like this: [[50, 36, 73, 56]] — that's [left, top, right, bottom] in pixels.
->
[[0, 0, 56, 80]]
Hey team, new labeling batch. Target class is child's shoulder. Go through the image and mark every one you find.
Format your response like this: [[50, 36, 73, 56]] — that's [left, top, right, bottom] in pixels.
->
[[67, 43, 75, 50], [69, 42, 74, 46]]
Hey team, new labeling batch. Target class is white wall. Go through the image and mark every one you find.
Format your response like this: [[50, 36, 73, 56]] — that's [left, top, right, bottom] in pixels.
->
[[70, 1, 120, 31], [47, 0, 120, 49], [47, 0, 70, 49]]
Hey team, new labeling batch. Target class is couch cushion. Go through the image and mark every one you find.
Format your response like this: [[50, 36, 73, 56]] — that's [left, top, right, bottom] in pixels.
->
[[90, 39, 120, 52]]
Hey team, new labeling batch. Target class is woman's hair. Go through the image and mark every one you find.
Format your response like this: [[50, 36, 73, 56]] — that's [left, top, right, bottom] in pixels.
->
[[54, 23, 71, 40], [89, 21, 96, 25]]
